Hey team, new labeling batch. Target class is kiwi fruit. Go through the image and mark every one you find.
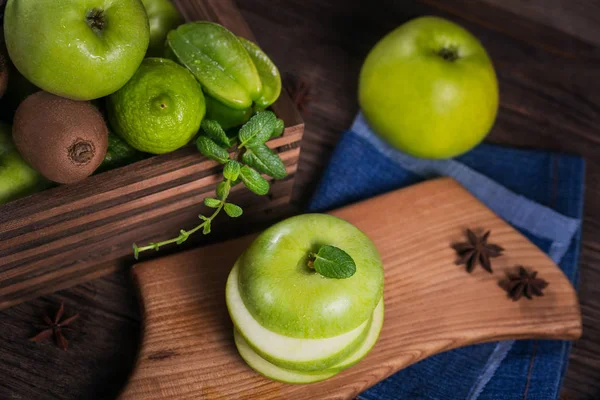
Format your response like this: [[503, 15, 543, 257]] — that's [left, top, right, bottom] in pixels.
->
[[13, 91, 108, 184]]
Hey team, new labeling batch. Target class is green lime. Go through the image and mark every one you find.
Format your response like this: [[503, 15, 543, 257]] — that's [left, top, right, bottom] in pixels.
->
[[0, 122, 47, 204], [107, 57, 206, 154]]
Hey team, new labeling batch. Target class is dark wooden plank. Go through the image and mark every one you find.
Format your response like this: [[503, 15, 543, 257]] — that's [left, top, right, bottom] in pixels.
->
[[480, 0, 600, 47], [1, 0, 599, 399], [0, 1, 304, 310]]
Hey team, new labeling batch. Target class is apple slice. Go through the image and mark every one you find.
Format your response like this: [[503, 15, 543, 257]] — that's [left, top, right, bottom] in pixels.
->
[[326, 297, 384, 372], [233, 329, 339, 384], [226, 262, 371, 371]]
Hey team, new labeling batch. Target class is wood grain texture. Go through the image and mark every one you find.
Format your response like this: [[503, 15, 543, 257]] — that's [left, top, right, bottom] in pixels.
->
[[1, 0, 600, 399], [0, 0, 304, 310], [121, 179, 581, 400], [479, 0, 600, 47]]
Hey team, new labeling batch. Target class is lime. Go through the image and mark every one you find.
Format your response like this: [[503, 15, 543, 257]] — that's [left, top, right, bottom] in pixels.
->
[[107, 57, 206, 154]]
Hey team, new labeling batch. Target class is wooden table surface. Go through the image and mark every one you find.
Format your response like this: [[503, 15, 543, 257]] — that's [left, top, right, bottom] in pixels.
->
[[1, 0, 599, 399]]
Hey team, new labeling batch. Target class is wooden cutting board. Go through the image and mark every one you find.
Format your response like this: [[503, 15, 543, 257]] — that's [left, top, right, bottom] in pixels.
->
[[120, 178, 581, 400]]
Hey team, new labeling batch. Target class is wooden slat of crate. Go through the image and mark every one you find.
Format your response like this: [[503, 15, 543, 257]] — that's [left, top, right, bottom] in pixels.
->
[[0, 0, 304, 310]]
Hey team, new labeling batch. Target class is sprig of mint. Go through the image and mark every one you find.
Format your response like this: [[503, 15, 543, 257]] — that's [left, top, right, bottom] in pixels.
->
[[133, 111, 286, 259], [309, 245, 357, 279]]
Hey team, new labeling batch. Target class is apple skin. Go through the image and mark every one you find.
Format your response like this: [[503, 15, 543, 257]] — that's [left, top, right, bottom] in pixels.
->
[[227, 261, 372, 371], [359, 16, 498, 159], [233, 329, 339, 384], [141, 0, 184, 57], [237, 214, 384, 339], [4, 0, 150, 101]]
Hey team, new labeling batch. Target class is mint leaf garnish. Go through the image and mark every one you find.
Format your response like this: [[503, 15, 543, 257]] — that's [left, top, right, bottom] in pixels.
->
[[223, 160, 241, 181], [204, 198, 221, 208], [239, 165, 270, 195], [271, 118, 285, 138], [242, 144, 287, 179], [202, 119, 231, 147], [238, 111, 276, 148], [196, 136, 229, 164], [224, 203, 243, 218], [311, 245, 356, 279]]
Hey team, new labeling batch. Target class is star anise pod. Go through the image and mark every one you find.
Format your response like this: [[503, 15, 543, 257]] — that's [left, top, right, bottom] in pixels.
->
[[502, 266, 549, 301], [452, 229, 504, 273], [29, 302, 79, 351]]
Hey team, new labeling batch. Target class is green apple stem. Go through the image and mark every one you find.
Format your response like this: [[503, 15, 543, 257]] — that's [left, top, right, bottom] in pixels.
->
[[86, 9, 106, 33], [437, 46, 459, 62]]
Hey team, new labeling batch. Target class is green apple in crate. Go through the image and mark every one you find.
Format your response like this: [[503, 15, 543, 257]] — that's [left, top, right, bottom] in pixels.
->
[[0, 122, 47, 204], [226, 214, 385, 383], [359, 16, 499, 159], [4, 0, 150, 100], [141, 0, 184, 57]]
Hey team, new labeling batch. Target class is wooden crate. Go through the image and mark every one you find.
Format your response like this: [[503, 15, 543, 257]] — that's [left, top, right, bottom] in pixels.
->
[[0, 0, 304, 310]]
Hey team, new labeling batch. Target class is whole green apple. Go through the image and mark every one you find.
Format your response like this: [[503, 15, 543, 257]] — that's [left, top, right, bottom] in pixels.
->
[[359, 16, 499, 159], [4, 0, 150, 101], [141, 0, 184, 57]]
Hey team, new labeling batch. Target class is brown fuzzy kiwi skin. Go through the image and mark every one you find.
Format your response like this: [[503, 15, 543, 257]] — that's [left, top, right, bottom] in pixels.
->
[[13, 91, 108, 184]]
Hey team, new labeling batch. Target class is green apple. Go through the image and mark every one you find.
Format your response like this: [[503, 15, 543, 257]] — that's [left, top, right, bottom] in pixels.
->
[[141, 0, 184, 57], [233, 329, 339, 384], [4, 0, 150, 100], [232, 299, 384, 383], [359, 16, 498, 159], [325, 298, 384, 372], [227, 261, 372, 371], [0, 122, 46, 204], [236, 214, 384, 339]]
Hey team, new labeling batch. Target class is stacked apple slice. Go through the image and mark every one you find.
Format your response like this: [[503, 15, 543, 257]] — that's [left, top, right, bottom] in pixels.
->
[[226, 214, 385, 383]]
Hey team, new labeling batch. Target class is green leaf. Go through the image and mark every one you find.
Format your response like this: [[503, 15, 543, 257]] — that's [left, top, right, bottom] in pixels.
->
[[133, 244, 140, 260], [242, 144, 287, 179], [223, 160, 241, 181], [239, 165, 270, 195], [271, 119, 285, 138], [216, 181, 230, 199], [176, 230, 190, 245], [203, 220, 211, 235], [238, 111, 277, 148], [196, 136, 230, 164], [204, 198, 221, 208], [201, 120, 231, 147], [311, 245, 356, 279], [224, 203, 243, 218]]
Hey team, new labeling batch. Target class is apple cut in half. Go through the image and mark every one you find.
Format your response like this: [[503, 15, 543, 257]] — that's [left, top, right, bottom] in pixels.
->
[[227, 262, 372, 371]]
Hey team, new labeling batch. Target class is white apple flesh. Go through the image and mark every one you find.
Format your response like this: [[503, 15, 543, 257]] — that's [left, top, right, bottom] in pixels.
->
[[227, 261, 372, 371], [233, 299, 384, 383]]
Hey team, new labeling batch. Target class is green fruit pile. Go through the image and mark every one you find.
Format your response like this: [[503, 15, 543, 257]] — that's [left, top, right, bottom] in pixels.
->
[[226, 214, 385, 383], [0, 0, 282, 204]]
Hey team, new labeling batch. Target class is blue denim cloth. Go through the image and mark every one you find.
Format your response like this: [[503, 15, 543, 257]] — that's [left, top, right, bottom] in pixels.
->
[[307, 113, 585, 400]]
